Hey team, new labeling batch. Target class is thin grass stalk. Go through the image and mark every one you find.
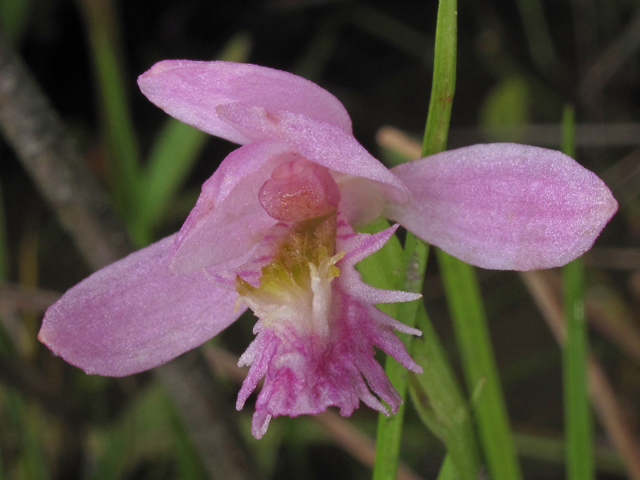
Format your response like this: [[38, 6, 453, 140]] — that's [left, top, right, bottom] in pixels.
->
[[429, 0, 521, 477], [409, 303, 482, 480], [76, 0, 141, 239], [372, 0, 461, 478], [437, 251, 523, 480], [561, 105, 594, 480], [136, 33, 253, 245]]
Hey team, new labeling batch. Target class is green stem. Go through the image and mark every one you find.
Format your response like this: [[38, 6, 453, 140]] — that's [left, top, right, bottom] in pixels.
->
[[371, 233, 428, 480], [561, 104, 594, 480], [436, 456, 455, 480], [77, 0, 141, 239], [372, 0, 460, 478], [421, 0, 456, 158], [563, 259, 593, 480], [431, 4, 522, 474], [135, 33, 252, 245], [437, 250, 523, 480], [409, 303, 482, 480]]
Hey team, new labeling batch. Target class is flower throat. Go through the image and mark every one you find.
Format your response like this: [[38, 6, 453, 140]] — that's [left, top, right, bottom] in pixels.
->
[[235, 159, 344, 335]]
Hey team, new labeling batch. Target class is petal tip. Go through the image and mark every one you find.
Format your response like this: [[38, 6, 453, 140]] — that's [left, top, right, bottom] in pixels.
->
[[137, 59, 183, 90], [388, 143, 619, 271]]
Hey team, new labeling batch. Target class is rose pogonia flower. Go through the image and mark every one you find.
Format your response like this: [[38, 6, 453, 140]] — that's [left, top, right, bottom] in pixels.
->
[[39, 61, 617, 438]]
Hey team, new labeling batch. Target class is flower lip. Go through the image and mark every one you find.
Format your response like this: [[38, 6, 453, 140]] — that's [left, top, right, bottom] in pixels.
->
[[229, 214, 423, 438]]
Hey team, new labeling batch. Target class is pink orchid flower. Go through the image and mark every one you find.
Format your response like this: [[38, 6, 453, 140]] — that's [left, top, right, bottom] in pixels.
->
[[39, 61, 617, 438]]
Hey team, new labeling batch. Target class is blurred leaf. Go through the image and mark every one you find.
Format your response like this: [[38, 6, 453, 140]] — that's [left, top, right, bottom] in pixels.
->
[[0, 0, 31, 43], [135, 32, 253, 245], [77, 0, 141, 238], [89, 384, 192, 480], [135, 122, 208, 246], [349, 4, 432, 62], [0, 179, 8, 281], [479, 75, 530, 142], [164, 390, 208, 480], [242, 413, 284, 478], [561, 104, 576, 159], [436, 456, 455, 480], [293, 12, 342, 81], [513, 0, 560, 75], [378, 146, 417, 169], [216, 32, 253, 64], [5, 391, 48, 480], [17, 224, 39, 357], [356, 218, 404, 296], [514, 432, 625, 475]]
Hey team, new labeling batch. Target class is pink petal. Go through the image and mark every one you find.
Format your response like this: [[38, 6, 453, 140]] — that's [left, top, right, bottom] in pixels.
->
[[172, 139, 298, 273], [38, 235, 245, 376], [217, 103, 409, 203], [336, 217, 422, 306], [337, 176, 387, 228], [386, 143, 618, 270], [137, 60, 352, 145]]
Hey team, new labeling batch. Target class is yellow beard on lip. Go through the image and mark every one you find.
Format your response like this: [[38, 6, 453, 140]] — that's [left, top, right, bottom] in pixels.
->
[[235, 212, 345, 337]]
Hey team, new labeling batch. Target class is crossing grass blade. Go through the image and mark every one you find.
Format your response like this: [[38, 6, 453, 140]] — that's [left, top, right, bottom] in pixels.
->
[[77, 0, 141, 238], [561, 104, 594, 480], [409, 303, 482, 480], [135, 33, 253, 246], [437, 250, 524, 480], [369, 0, 464, 478]]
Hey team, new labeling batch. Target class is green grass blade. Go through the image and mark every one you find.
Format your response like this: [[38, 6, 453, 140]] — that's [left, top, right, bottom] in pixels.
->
[[5, 391, 48, 480], [88, 384, 187, 480], [436, 456, 455, 480], [135, 33, 253, 245], [437, 249, 523, 480], [429, 4, 521, 473], [563, 258, 592, 480], [421, 0, 456, 158], [163, 388, 207, 480], [371, 0, 457, 477], [409, 303, 482, 480], [135, 121, 208, 245], [77, 0, 141, 233], [561, 105, 576, 159], [356, 217, 404, 295], [371, 235, 428, 480], [561, 104, 594, 480], [514, 432, 624, 475], [0, 178, 14, 375], [358, 218, 425, 480]]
